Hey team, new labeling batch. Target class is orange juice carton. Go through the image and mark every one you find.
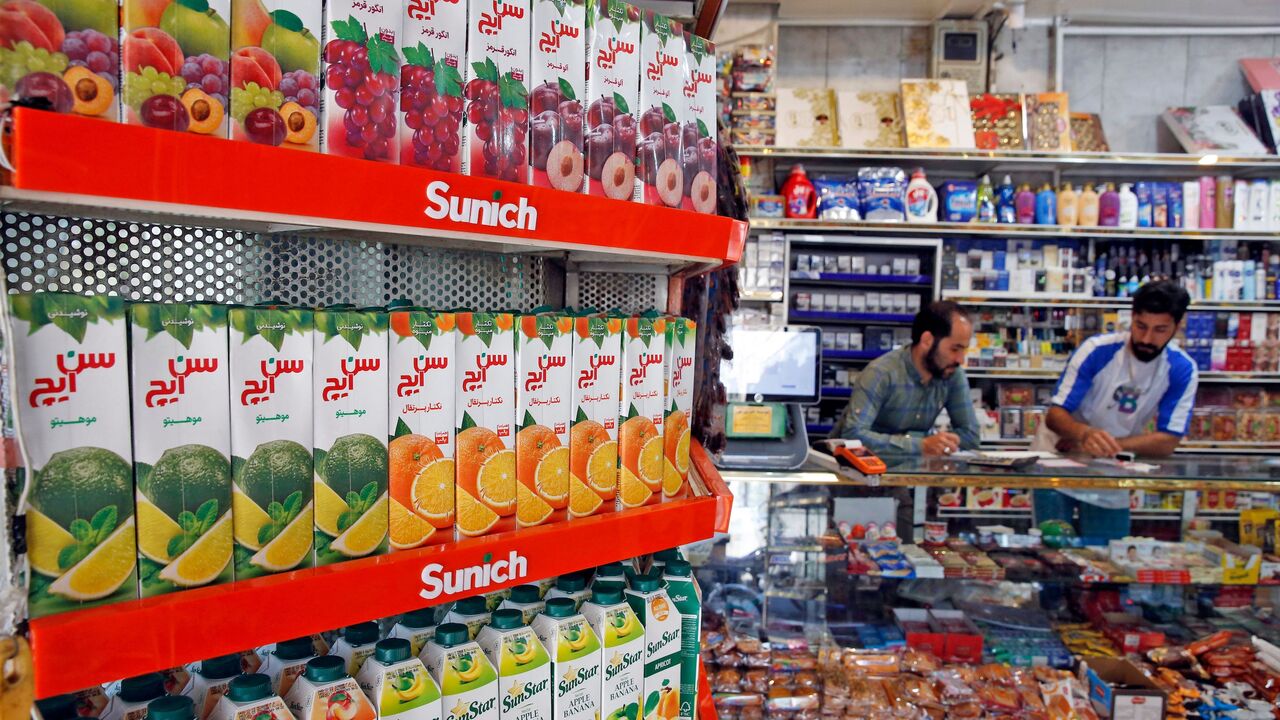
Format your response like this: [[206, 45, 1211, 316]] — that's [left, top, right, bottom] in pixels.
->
[[392, 608, 441, 657], [528, 0, 585, 191], [420, 623, 499, 720], [635, 11, 685, 208], [321, 0, 401, 161], [462, 0, 530, 181], [501, 584, 547, 625], [454, 311, 517, 537], [624, 575, 681, 720], [332, 622, 381, 676], [530, 598, 601, 720], [101, 673, 166, 720], [477, 609, 553, 720], [312, 307, 389, 565], [228, 304, 313, 580], [257, 637, 318, 698], [618, 315, 665, 509], [9, 293, 136, 618], [397, 0, 465, 170], [0, 0, 120, 121], [121, 0, 230, 135], [186, 655, 242, 720], [356, 639, 442, 720], [388, 309, 457, 550], [545, 573, 589, 611], [515, 313, 573, 528], [568, 315, 622, 518], [660, 318, 695, 502], [444, 595, 493, 640], [583, 0, 640, 200], [129, 302, 232, 598], [230, 0, 321, 149], [680, 34, 716, 213], [285, 656, 377, 720], [581, 583, 644, 720], [210, 673, 296, 720]]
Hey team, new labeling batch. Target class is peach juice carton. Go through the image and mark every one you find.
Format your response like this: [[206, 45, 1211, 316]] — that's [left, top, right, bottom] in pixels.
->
[[617, 316, 664, 509], [455, 312, 517, 537], [285, 656, 377, 720], [567, 315, 621, 518], [515, 313, 573, 528], [0, 0, 120, 120]]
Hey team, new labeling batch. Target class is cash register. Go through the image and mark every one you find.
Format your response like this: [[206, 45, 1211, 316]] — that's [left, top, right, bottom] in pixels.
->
[[717, 325, 821, 470]]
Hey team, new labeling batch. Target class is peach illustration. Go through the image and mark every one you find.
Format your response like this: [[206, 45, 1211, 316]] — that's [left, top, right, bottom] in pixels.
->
[[124, 27, 184, 75], [0, 0, 65, 53]]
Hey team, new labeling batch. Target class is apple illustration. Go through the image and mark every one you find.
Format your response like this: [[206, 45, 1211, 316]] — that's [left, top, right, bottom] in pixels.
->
[[51, 0, 119, 36], [160, 0, 229, 60], [260, 9, 318, 75]]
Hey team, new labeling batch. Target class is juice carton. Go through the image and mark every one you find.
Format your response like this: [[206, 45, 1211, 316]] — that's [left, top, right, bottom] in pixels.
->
[[420, 623, 499, 720], [9, 293, 136, 617], [455, 312, 517, 537], [477, 610, 552, 720], [187, 655, 243, 720], [148, 695, 196, 720], [681, 34, 716, 214], [285, 656, 377, 720], [485, 588, 513, 612], [121, 0, 230, 135], [583, 0, 640, 200], [568, 315, 622, 518], [530, 599, 601, 720], [129, 302, 232, 598], [392, 608, 441, 657], [532, 577, 556, 597], [462, 0, 530, 181], [444, 595, 493, 640], [356, 639, 443, 720], [500, 584, 546, 625], [313, 307, 389, 564], [397, 0, 465, 170], [515, 313, 573, 527], [332, 622, 381, 676], [0, 0, 120, 121], [258, 637, 318, 698], [617, 316, 665, 509], [659, 561, 699, 720], [648, 549, 679, 576], [100, 673, 166, 720], [660, 319, 694, 502], [581, 583, 644, 720], [591, 563, 625, 588], [227, 305, 314, 580], [624, 576, 681, 720], [634, 11, 685, 208], [545, 573, 589, 611], [230, 0, 321, 149], [210, 673, 296, 720], [321, 0, 402, 161], [528, 0, 586, 191]]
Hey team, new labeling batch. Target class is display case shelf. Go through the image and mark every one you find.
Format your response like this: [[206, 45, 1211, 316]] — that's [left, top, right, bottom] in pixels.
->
[[946, 292, 1280, 311], [789, 272, 933, 286], [749, 218, 1280, 242], [823, 349, 887, 362], [965, 368, 1280, 383], [790, 310, 915, 324], [820, 388, 852, 399]]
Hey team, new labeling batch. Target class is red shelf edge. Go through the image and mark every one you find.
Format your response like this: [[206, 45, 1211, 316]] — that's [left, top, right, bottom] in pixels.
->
[[691, 440, 733, 534]]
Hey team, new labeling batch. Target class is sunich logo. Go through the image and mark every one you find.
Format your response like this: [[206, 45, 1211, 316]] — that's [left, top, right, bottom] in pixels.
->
[[421, 550, 528, 599], [425, 181, 538, 231]]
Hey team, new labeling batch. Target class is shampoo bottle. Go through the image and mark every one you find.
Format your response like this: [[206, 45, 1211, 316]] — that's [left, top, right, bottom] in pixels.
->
[[1035, 183, 1057, 225], [1057, 184, 1078, 226], [1015, 184, 1035, 224], [1078, 184, 1099, 227], [1099, 183, 1120, 226], [976, 174, 996, 223], [1118, 183, 1138, 228]]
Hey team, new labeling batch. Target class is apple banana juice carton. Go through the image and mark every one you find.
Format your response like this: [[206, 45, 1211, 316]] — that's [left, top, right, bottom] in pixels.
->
[[0, 0, 120, 121], [659, 561, 698, 720], [580, 583, 645, 720], [455, 311, 517, 537], [531, 598, 601, 720], [515, 313, 573, 528], [583, 0, 640, 201], [421, 623, 500, 720], [356, 639, 443, 720], [681, 34, 716, 214], [227, 304, 314, 580], [477, 610, 553, 720], [567, 314, 622, 518], [312, 307, 389, 565], [285, 656, 377, 720], [462, 0, 531, 182], [393, 607, 441, 657], [624, 575, 681, 720], [7, 293, 136, 618], [321, 0, 402, 161], [121, 0, 231, 135], [397, 0, 465, 170], [659, 318, 694, 502], [128, 302, 232, 598], [210, 673, 296, 720], [617, 315, 665, 510], [528, 0, 585, 191], [229, 0, 322, 149], [445, 595, 493, 640], [501, 584, 546, 625], [634, 11, 685, 208]]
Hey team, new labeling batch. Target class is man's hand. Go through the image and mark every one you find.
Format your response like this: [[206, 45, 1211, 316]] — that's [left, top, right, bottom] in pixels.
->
[[922, 432, 961, 456], [1079, 427, 1123, 457]]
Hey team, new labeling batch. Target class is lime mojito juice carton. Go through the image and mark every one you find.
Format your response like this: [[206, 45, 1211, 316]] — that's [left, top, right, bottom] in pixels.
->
[[454, 312, 517, 538], [420, 623, 499, 720], [228, 305, 314, 579], [581, 584, 644, 720], [129, 302, 232, 598], [567, 315, 621, 519], [285, 656, 377, 720], [477, 610, 552, 720], [624, 576, 681, 720], [210, 673, 295, 720], [313, 307, 389, 564], [9, 293, 137, 617], [530, 599, 600, 720], [660, 318, 694, 502], [515, 313, 573, 528], [617, 316, 665, 510], [356, 639, 442, 720], [659, 561, 699, 720]]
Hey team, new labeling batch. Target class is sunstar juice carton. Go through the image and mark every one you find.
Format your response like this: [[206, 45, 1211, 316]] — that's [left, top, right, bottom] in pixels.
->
[[393, 608, 441, 657], [501, 584, 546, 625], [230, 0, 322, 149], [420, 623, 499, 720], [332, 621, 381, 676], [545, 573, 588, 611], [659, 561, 699, 720], [624, 576, 680, 720], [567, 315, 621, 518], [188, 655, 243, 720], [660, 318, 694, 502], [528, 0, 585, 191], [581, 583, 644, 720], [0, 0, 120, 121], [444, 595, 493, 640], [515, 313, 573, 528], [228, 304, 313, 579], [101, 673, 166, 720], [257, 637, 318, 698], [530, 598, 600, 720], [591, 562, 625, 588], [121, 0, 231, 135], [617, 316, 665, 509], [462, 0, 530, 182], [321, 0, 402, 161], [285, 656, 376, 720], [129, 302, 232, 598], [356, 639, 442, 720], [485, 587, 513, 612], [583, 0, 640, 200], [477, 610, 552, 720], [634, 11, 685, 208], [455, 312, 517, 537], [312, 307, 389, 565], [397, 0, 465, 170], [210, 673, 295, 720], [681, 33, 716, 214], [9, 293, 136, 618]]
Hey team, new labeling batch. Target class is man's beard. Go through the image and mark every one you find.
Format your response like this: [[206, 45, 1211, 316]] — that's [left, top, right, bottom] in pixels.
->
[[1131, 338, 1167, 362], [925, 342, 960, 378]]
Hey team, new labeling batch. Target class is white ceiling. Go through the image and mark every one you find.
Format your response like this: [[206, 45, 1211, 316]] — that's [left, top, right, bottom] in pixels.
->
[[765, 0, 1280, 26]]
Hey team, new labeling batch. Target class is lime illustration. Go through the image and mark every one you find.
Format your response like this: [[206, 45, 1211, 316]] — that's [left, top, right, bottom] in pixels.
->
[[30, 447, 133, 528], [239, 439, 311, 507], [324, 433, 387, 495], [141, 444, 230, 517]]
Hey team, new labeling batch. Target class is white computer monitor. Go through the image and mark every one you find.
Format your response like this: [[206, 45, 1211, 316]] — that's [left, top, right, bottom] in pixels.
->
[[721, 326, 821, 404]]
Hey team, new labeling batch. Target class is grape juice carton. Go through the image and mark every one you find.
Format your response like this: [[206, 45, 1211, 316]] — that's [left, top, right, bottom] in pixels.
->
[[321, 0, 401, 161], [8, 293, 136, 618], [285, 656, 376, 720], [567, 315, 621, 518], [397, 0, 465, 169], [681, 33, 716, 214], [477, 610, 552, 720], [583, 0, 640, 200], [530, 599, 601, 720], [515, 313, 573, 528], [581, 584, 644, 720], [257, 637, 318, 698], [462, 0, 530, 182], [356, 639, 442, 720], [128, 302, 232, 598], [617, 316, 665, 509], [659, 562, 699, 720], [121, 0, 230, 135], [227, 304, 314, 580], [455, 312, 517, 537], [635, 11, 685, 208], [420, 624, 499, 720], [210, 673, 295, 720], [660, 318, 694, 502], [0, 0, 120, 120], [624, 576, 681, 720], [230, 0, 322, 149], [528, 0, 585, 191], [312, 307, 389, 565]]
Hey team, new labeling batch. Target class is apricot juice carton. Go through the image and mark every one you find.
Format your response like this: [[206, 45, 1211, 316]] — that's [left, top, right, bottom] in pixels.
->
[[227, 304, 314, 580], [635, 11, 685, 208], [397, 0, 465, 170], [356, 639, 442, 720], [477, 610, 552, 720], [462, 0, 530, 182], [230, 0, 321, 149], [660, 318, 694, 502], [444, 595, 492, 641], [8, 293, 136, 618], [332, 621, 381, 676], [583, 0, 640, 200], [528, 0, 585, 191], [617, 316, 665, 509], [285, 656, 377, 720], [420, 623, 499, 720], [0, 0, 120, 120], [321, 0, 402, 161], [122, 0, 230, 135], [515, 313, 573, 528], [530, 599, 600, 720], [210, 673, 295, 720], [581, 583, 644, 720], [624, 576, 681, 720], [257, 637, 318, 698], [455, 311, 517, 537], [681, 34, 716, 214], [567, 315, 621, 518], [659, 561, 699, 720]]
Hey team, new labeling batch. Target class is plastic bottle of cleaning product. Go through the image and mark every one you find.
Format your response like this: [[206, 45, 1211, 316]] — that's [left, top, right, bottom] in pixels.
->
[[905, 168, 938, 223], [1015, 184, 1036, 224], [1078, 184, 1099, 227], [975, 175, 996, 223], [1099, 183, 1120, 226], [1035, 183, 1057, 225], [1057, 184, 1078, 226], [996, 175, 1016, 223], [1118, 183, 1138, 228], [1234, 179, 1251, 229], [781, 164, 817, 219]]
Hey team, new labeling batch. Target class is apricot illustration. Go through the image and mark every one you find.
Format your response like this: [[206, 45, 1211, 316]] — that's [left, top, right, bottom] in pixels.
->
[[231, 45, 280, 90], [0, 0, 65, 53], [279, 101, 315, 144], [124, 27, 184, 75], [181, 87, 223, 133], [64, 66, 113, 116]]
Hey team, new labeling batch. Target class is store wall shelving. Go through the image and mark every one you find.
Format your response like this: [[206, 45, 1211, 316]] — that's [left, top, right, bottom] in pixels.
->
[[753, 218, 1280, 242]]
